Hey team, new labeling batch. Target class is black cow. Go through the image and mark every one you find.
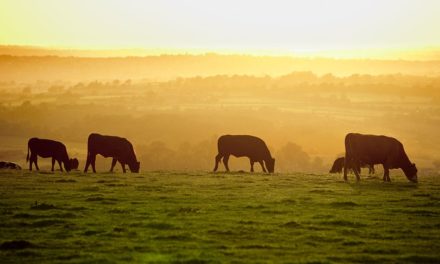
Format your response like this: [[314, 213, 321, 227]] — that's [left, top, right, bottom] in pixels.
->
[[344, 133, 417, 182], [213, 135, 275, 173], [26, 138, 72, 172], [329, 157, 375, 174], [70, 158, 79, 170], [0, 161, 21, 170], [84, 133, 140, 173]]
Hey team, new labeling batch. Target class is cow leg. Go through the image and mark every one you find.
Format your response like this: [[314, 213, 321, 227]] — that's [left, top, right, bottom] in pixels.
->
[[91, 155, 97, 173], [32, 155, 39, 171], [370, 165, 375, 174], [223, 155, 230, 172], [250, 159, 254, 172], [353, 166, 361, 181], [259, 161, 267, 173], [58, 160, 63, 172], [355, 164, 361, 175], [84, 154, 91, 173], [383, 164, 391, 182], [120, 162, 126, 173], [367, 165, 372, 174], [110, 158, 117, 172], [213, 154, 222, 172], [84, 154, 97, 173], [51, 158, 55, 171], [29, 155, 33, 171], [343, 157, 349, 181], [352, 160, 361, 181]]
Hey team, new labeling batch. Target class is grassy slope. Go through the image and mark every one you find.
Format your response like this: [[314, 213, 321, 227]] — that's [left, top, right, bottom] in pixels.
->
[[0, 170, 439, 263]]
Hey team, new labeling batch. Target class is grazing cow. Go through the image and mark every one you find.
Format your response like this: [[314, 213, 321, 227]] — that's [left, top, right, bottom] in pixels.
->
[[26, 138, 72, 172], [329, 157, 375, 174], [344, 133, 417, 182], [213, 135, 275, 173], [84, 133, 140, 173], [0, 161, 21, 170], [70, 158, 79, 170]]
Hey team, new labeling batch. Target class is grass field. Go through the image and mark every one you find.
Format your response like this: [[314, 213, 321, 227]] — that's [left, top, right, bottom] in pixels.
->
[[0, 170, 439, 263]]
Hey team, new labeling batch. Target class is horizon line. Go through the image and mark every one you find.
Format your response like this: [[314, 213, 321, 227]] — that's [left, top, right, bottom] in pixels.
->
[[1, 44, 440, 61]]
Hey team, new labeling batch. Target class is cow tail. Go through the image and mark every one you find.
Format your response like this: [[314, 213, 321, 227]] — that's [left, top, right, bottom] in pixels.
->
[[26, 142, 30, 163], [344, 134, 353, 167]]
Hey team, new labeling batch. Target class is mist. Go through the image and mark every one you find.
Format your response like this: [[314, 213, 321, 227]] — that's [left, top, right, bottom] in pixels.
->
[[1, 59, 439, 173]]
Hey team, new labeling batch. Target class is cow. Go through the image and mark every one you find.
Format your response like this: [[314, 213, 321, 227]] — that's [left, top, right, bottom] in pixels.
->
[[344, 133, 417, 182], [70, 158, 79, 170], [329, 157, 375, 174], [84, 133, 140, 173], [213, 135, 275, 173], [26, 138, 72, 172], [0, 161, 22, 170]]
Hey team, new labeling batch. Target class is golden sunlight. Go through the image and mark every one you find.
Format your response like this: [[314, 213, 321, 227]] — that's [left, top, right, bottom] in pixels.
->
[[1, 0, 440, 58], [0, 1, 440, 262]]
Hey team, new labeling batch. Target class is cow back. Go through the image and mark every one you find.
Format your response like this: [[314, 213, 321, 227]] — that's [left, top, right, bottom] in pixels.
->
[[345, 133, 410, 168], [28, 138, 69, 159]]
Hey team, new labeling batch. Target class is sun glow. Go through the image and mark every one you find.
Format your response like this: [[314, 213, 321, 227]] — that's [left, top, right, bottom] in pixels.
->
[[1, 0, 440, 58]]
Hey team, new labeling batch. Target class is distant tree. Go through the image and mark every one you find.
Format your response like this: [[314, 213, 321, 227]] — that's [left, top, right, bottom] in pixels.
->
[[433, 160, 440, 170], [276, 142, 311, 172], [22, 86, 31, 94], [48, 85, 64, 93], [138, 141, 176, 170]]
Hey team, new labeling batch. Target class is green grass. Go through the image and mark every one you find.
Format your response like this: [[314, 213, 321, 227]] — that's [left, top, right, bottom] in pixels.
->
[[0, 170, 439, 263]]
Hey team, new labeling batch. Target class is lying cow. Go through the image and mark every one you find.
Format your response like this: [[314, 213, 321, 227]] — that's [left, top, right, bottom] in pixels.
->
[[213, 135, 275, 173], [27, 138, 72, 172], [329, 157, 375, 174], [84, 133, 140, 173], [344, 133, 417, 182], [0, 161, 22, 170]]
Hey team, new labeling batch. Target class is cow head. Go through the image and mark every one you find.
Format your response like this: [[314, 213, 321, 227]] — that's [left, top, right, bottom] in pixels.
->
[[63, 160, 72, 172], [329, 161, 342, 173], [70, 158, 79, 170], [129, 161, 140, 173], [266, 158, 275, 173], [404, 163, 418, 183], [329, 157, 344, 173]]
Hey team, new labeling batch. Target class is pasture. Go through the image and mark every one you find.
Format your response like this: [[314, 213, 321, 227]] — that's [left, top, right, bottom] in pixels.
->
[[0, 170, 439, 263]]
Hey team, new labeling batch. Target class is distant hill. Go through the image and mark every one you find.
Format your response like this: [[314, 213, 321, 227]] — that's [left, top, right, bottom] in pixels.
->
[[0, 45, 169, 57], [1, 46, 440, 82]]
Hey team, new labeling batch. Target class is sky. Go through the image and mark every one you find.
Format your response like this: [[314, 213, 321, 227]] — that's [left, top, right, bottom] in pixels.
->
[[1, 0, 440, 55]]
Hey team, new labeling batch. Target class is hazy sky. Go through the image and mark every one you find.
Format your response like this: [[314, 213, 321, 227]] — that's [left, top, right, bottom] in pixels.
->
[[1, 0, 439, 53]]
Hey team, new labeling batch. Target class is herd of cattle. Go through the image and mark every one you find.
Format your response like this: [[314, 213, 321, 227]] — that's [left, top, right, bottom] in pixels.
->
[[0, 132, 418, 183]]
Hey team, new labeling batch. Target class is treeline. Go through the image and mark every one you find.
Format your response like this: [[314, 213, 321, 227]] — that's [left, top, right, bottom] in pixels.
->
[[2, 71, 440, 99], [0, 73, 439, 172], [162, 72, 440, 98], [1, 54, 439, 82]]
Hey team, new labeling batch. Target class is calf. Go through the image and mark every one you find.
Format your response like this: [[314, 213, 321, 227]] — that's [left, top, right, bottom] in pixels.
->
[[329, 157, 375, 174]]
